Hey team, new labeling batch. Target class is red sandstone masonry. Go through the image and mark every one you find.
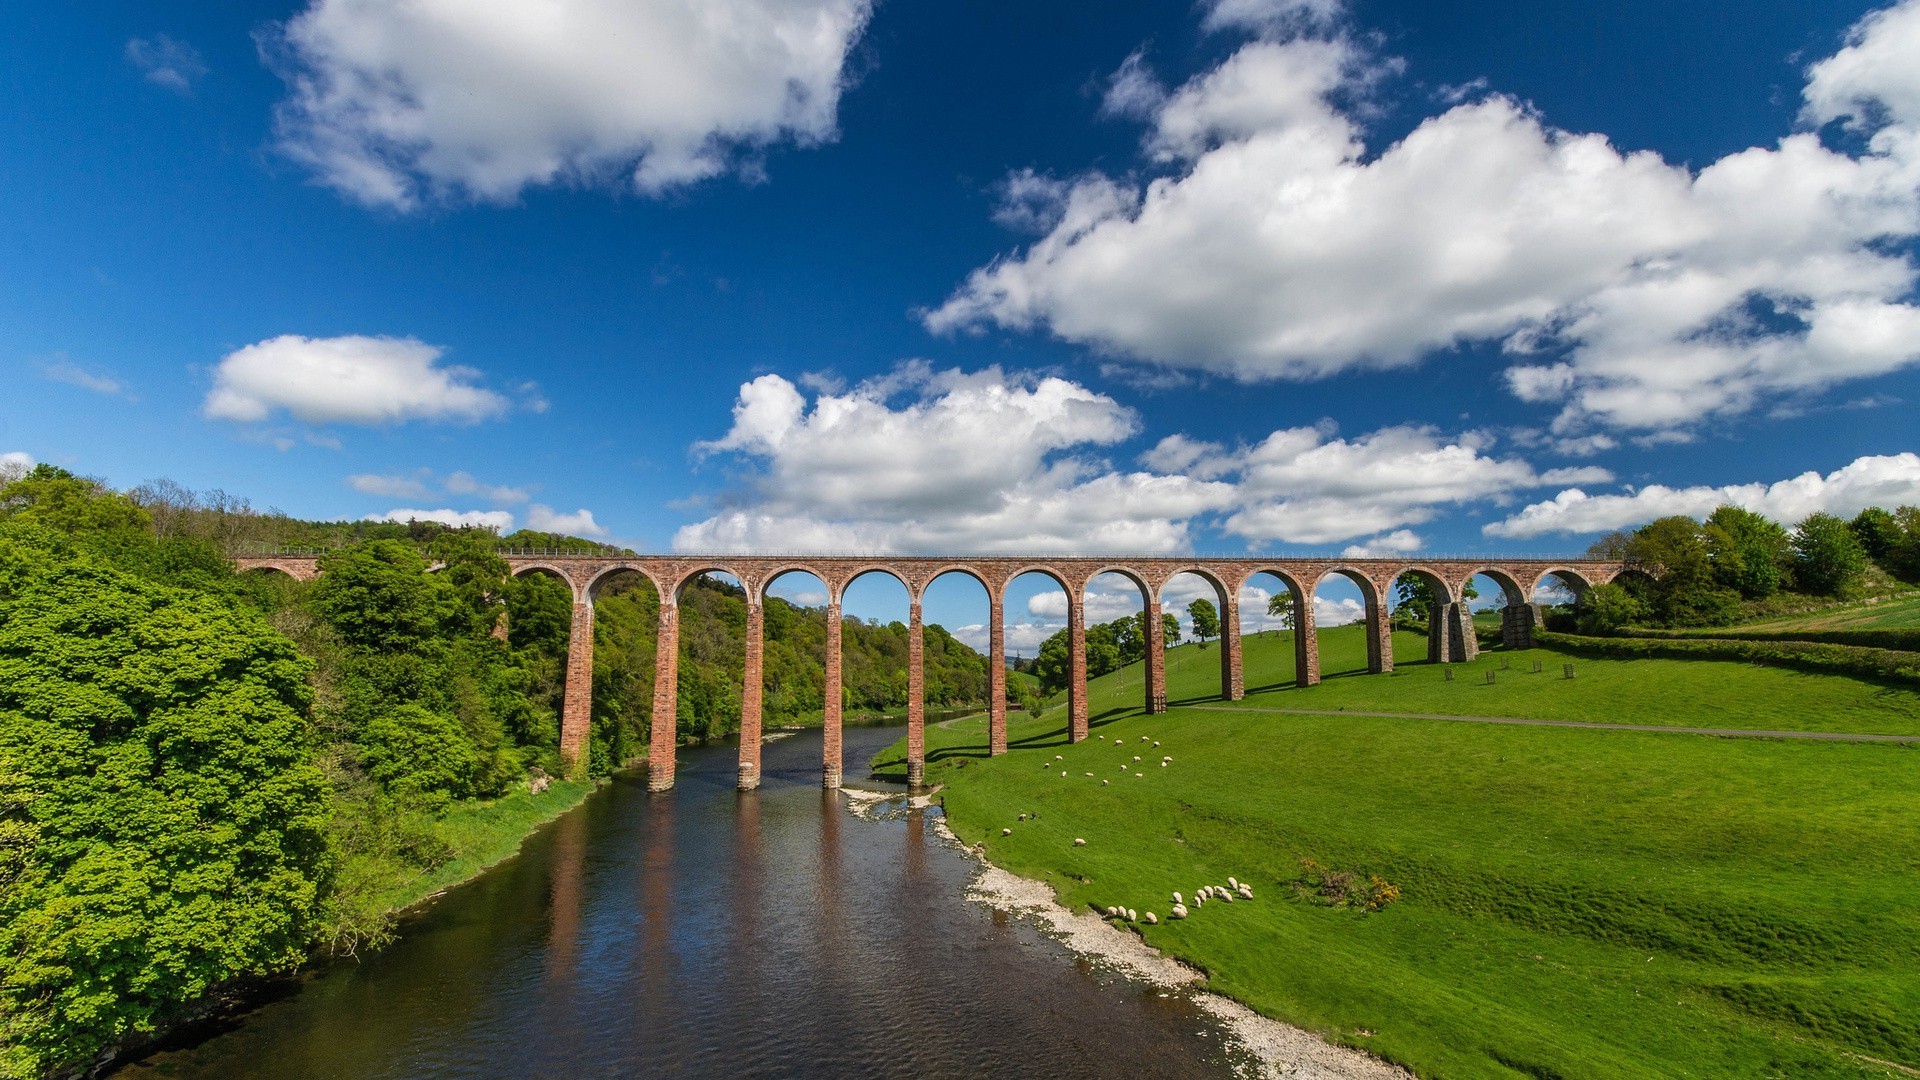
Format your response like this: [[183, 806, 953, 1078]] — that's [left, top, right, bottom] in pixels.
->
[[1144, 593, 1167, 715], [907, 600, 925, 786], [988, 598, 1007, 755], [739, 602, 764, 791], [1068, 599, 1089, 743], [233, 554, 1625, 782], [560, 600, 594, 777], [823, 603, 843, 788]]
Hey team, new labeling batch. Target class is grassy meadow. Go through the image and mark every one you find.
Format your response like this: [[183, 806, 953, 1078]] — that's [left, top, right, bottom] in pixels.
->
[[883, 627, 1920, 1078]]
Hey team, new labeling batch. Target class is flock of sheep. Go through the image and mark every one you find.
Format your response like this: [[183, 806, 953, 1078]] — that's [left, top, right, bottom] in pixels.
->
[[996, 730, 1255, 930]]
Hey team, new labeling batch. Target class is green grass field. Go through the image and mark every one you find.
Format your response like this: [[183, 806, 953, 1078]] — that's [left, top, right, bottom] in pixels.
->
[[886, 628, 1920, 1078], [1726, 593, 1920, 632]]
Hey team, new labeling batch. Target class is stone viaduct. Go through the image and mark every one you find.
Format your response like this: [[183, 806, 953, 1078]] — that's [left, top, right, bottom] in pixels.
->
[[234, 554, 1627, 793]]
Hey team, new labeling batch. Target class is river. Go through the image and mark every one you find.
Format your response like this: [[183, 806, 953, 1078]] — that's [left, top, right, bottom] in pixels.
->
[[119, 723, 1252, 1078]]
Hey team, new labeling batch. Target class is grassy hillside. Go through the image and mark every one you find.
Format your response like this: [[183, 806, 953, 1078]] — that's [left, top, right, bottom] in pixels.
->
[[1725, 593, 1920, 632], [886, 631, 1920, 1077], [1088, 625, 1920, 736]]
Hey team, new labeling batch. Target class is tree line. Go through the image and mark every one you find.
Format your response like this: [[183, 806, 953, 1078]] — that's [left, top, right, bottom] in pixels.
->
[[1576, 505, 1920, 633]]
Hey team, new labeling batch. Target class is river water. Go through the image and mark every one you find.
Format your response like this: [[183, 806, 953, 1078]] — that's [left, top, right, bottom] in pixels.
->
[[120, 723, 1248, 1078]]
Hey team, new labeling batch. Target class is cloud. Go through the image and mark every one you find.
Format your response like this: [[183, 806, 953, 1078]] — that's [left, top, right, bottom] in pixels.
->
[[445, 471, 530, 504], [370, 507, 515, 531], [1197, 424, 1612, 546], [42, 361, 131, 398], [126, 35, 206, 94], [1340, 529, 1423, 557], [346, 471, 432, 498], [1485, 452, 1920, 537], [204, 335, 510, 425], [679, 366, 1236, 553], [527, 504, 608, 538], [267, 0, 872, 209], [1201, 0, 1345, 35], [928, 1, 1920, 435]]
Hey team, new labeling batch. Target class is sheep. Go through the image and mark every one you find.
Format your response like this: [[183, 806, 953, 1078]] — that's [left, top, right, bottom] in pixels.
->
[[1001, 828, 1013, 836], [1126, 908, 1138, 922], [1143, 912, 1158, 925], [1228, 877, 1239, 888], [1238, 884, 1253, 899], [1102, 779, 1110, 786], [1172, 891, 1183, 905], [1074, 837, 1087, 846], [1170, 904, 1188, 919]]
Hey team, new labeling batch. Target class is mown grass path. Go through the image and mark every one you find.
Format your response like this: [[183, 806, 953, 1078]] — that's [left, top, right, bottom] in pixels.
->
[[884, 626, 1920, 1078]]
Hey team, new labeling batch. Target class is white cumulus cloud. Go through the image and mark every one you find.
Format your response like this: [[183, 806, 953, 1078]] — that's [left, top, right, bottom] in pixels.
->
[[205, 335, 509, 425], [928, 1, 1920, 435], [370, 507, 515, 531], [528, 505, 608, 538], [1486, 452, 1920, 537], [678, 365, 1236, 554], [268, 0, 871, 209]]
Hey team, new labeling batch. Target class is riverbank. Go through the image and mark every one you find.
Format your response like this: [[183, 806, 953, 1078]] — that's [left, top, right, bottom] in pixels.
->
[[879, 637, 1920, 1078], [841, 787, 1412, 1079], [371, 778, 600, 920]]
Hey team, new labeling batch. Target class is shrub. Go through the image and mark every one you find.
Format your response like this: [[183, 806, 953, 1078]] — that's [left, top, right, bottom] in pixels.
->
[[1534, 630, 1920, 687], [1791, 513, 1868, 598]]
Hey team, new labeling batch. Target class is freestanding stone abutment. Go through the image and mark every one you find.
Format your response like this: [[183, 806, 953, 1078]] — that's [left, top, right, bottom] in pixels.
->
[[232, 553, 1625, 788]]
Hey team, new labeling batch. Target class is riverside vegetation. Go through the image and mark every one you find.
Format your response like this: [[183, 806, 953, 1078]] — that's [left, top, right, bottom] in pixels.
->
[[881, 513, 1920, 1079], [0, 465, 987, 1077]]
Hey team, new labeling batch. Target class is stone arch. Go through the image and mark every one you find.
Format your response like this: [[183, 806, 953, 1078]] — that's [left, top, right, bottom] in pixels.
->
[[1161, 566, 1236, 705], [1081, 564, 1162, 718], [834, 564, 913, 606], [669, 563, 749, 602], [1464, 566, 1533, 652], [1239, 566, 1314, 690], [239, 563, 301, 581], [1532, 566, 1596, 600], [583, 562, 659, 602], [1387, 564, 1468, 665], [1315, 566, 1388, 675], [915, 563, 996, 602], [1463, 567, 1528, 607], [756, 564, 833, 606]]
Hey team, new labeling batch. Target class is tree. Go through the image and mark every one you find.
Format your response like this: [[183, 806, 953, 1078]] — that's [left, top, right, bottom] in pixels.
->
[[1266, 589, 1295, 631], [1791, 512, 1868, 597], [0, 523, 331, 1077], [1392, 575, 1475, 629], [1626, 516, 1742, 626], [1704, 505, 1789, 599], [1850, 507, 1904, 566], [1161, 612, 1182, 647], [312, 540, 451, 653], [1574, 583, 1647, 635], [1187, 598, 1220, 648]]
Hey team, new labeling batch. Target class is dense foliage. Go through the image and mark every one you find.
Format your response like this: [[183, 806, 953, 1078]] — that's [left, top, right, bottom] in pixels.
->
[[1589, 501, 1920, 630], [0, 498, 330, 1076]]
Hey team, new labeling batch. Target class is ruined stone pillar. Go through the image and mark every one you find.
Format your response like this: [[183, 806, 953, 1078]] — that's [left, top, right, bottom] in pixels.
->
[[1367, 591, 1394, 675], [989, 596, 1007, 756], [1144, 596, 1167, 715], [1447, 602, 1479, 662], [1500, 603, 1537, 649], [648, 600, 679, 792], [822, 602, 843, 789], [1221, 589, 1244, 701], [1294, 589, 1320, 687], [1069, 595, 1089, 742], [907, 598, 926, 786], [491, 606, 510, 643], [738, 601, 763, 791], [1427, 602, 1455, 665], [560, 597, 594, 778]]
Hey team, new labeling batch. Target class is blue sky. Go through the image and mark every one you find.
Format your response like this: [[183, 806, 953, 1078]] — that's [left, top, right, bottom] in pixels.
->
[[4, 0, 1919, 646]]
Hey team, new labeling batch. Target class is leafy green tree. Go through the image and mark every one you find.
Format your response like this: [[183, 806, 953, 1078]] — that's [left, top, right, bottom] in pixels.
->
[[1162, 612, 1182, 647], [1887, 507, 1920, 583], [427, 530, 511, 637], [357, 703, 483, 806], [1791, 513, 1868, 597], [1849, 506, 1903, 566], [1704, 505, 1789, 599], [0, 524, 330, 1077], [1187, 597, 1220, 648], [1626, 516, 1742, 626], [1574, 583, 1647, 635], [312, 540, 451, 652], [1266, 589, 1295, 630]]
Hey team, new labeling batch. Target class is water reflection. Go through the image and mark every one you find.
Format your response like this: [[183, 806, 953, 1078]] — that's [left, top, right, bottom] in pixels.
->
[[119, 726, 1241, 1079]]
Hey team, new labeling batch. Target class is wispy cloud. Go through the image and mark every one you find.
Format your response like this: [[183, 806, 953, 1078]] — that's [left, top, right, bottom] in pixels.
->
[[125, 35, 206, 94]]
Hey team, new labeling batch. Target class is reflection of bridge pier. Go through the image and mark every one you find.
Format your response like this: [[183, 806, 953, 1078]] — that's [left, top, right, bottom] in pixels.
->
[[233, 553, 1628, 785]]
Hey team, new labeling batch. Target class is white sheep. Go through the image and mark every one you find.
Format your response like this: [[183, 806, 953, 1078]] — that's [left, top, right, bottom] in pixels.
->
[[1002, 828, 1012, 836], [1143, 912, 1158, 925], [1074, 837, 1087, 846], [1132, 755, 1141, 762], [1172, 891, 1183, 904], [1127, 908, 1138, 921], [1170, 904, 1188, 919], [1228, 877, 1239, 888], [1102, 779, 1110, 786], [1238, 884, 1253, 899]]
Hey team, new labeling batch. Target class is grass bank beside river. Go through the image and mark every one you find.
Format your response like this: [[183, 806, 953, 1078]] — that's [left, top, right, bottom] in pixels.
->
[[879, 627, 1920, 1078]]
